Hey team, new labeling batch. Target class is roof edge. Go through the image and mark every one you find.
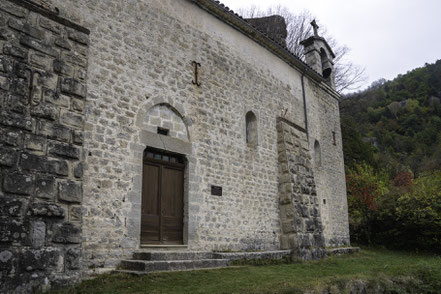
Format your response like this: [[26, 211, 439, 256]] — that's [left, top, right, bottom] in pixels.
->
[[188, 0, 340, 98]]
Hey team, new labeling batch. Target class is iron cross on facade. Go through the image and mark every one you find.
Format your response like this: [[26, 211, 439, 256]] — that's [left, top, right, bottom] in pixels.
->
[[311, 19, 319, 37], [192, 61, 201, 86]]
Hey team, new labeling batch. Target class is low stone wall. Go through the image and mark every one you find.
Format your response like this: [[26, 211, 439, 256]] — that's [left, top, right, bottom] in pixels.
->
[[0, 1, 89, 292]]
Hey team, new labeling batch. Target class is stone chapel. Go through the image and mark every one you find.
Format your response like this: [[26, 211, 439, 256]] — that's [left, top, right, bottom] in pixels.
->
[[0, 0, 351, 292]]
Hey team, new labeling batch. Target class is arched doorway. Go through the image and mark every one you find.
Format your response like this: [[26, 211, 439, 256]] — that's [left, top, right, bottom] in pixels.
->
[[141, 147, 185, 245]]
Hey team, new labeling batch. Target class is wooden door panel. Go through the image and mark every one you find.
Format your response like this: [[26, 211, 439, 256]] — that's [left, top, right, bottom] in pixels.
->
[[141, 215, 160, 243], [161, 167, 183, 218], [142, 164, 160, 216], [141, 163, 161, 243], [141, 150, 184, 245], [161, 167, 183, 244], [162, 216, 183, 243]]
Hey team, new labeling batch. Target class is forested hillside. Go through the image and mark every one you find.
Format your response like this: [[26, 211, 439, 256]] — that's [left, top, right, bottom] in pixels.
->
[[341, 59, 441, 176], [340, 60, 441, 250]]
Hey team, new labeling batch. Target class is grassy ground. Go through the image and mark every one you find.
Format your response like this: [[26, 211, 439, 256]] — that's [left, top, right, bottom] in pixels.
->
[[50, 248, 441, 294]]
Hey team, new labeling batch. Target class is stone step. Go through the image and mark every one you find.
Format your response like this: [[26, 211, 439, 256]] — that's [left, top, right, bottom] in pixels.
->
[[326, 247, 360, 256], [212, 250, 292, 261], [133, 251, 214, 261], [119, 259, 229, 273]]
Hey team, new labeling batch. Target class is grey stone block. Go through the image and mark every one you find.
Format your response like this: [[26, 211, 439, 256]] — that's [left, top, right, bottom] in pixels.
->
[[36, 120, 71, 142], [66, 247, 81, 269], [48, 141, 81, 159], [29, 202, 65, 218], [60, 78, 86, 98], [3, 173, 33, 195], [31, 221, 46, 248], [20, 36, 58, 57], [52, 223, 81, 244], [58, 180, 82, 203], [3, 43, 27, 59], [0, 146, 17, 167], [0, 112, 34, 131], [60, 110, 84, 128], [35, 175, 56, 199]]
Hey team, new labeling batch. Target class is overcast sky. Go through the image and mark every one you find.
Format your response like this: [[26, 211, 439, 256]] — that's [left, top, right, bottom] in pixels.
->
[[220, 0, 441, 92]]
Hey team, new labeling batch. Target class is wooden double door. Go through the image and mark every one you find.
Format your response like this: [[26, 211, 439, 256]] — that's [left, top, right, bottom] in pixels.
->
[[141, 149, 184, 245]]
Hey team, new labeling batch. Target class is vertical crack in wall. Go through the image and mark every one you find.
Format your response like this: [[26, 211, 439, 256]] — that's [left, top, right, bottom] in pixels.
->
[[277, 118, 326, 260]]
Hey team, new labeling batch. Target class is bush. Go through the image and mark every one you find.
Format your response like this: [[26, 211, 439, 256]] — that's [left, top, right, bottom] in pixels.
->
[[347, 167, 441, 252], [395, 171, 441, 251]]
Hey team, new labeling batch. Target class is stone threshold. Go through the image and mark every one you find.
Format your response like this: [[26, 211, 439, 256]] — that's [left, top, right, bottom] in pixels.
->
[[139, 244, 188, 250]]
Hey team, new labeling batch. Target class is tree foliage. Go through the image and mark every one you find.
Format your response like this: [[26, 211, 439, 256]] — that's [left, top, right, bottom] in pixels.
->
[[341, 60, 441, 177], [343, 61, 441, 252]]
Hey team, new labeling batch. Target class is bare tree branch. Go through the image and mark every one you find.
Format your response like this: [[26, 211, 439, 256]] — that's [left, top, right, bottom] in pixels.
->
[[238, 6, 367, 93]]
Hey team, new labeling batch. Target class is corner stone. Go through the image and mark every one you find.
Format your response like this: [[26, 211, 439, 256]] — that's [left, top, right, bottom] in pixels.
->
[[58, 180, 82, 203]]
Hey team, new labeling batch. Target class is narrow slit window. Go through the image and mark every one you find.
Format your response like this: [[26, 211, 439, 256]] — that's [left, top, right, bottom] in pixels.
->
[[314, 140, 322, 167], [245, 111, 258, 147], [157, 127, 169, 136]]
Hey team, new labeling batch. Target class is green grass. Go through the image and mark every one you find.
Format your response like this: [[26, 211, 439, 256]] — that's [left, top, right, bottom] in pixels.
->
[[50, 248, 441, 294]]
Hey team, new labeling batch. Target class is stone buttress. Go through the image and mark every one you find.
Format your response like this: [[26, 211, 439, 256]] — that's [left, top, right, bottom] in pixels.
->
[[277, 118, 326, 260]]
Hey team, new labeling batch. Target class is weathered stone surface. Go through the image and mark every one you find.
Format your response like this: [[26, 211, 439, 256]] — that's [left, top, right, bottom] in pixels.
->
[[55, 37, 72, 50], [60, 110, 84, 128], [66, 247, 81, 269], [0, 1, 88, 292], [3, 43, 27, 59], [0, 219, 29, 243], [58, 180, 82, 203], [69, 205, 82, 222], [35, 175, 57, 199], [52, 223, 81, 243], [0, 112, 34, 131], [20, 35, 58, 57], [36, 120, 71, 142], [30, 202, 65, 217], [18, 247, 62, 271], [68, 29, 89, 45], [0, 1, 26, 18], [60, 78, 86, 98], [43, 88, 70, 107], [8, 19, 45, 40], [39, 17, 61, 35], [3, 172, 33, 195], [31, 221, 46, 248], [53, 59, 74, 76], [24, 133, 46, 151], [48, 141, 81, 159], [0, 146, 17, 167], [0, 55, 14, 73], [0, 198, 25, 217], [72, 130, 83, 145], [73, 162, 83, 178], [30, 103, 59, 120]]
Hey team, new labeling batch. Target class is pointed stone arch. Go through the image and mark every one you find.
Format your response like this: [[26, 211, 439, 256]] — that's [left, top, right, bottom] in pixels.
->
[[135, 97, 192, 142]]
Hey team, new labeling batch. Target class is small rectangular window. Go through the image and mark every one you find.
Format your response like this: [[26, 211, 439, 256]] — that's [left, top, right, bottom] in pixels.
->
[[332, 131, 336, 145], [157, 127, 169, 136]]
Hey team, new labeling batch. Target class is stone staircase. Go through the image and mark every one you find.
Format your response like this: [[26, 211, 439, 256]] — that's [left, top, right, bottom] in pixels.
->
[[116, 250, 292, 274], [116, 251, 230, 274]]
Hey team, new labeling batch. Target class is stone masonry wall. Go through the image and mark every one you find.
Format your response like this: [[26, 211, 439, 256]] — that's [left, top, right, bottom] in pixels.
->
[[307, 80, 350, 247], [36, 0, 349, 273], [0, 1, 89, 292], [277, 118, 326, 260]]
